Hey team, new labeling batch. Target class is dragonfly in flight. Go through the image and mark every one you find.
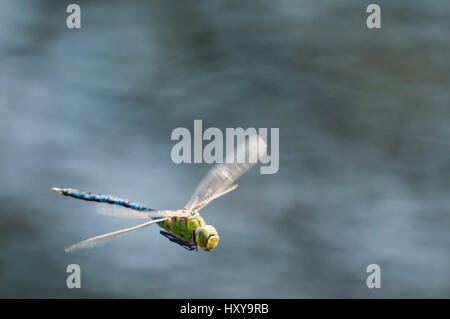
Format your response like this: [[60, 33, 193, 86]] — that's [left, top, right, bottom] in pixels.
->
[[52, 134, 267, 253]]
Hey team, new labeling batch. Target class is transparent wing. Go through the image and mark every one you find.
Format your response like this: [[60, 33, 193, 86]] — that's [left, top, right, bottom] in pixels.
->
[[185, 134, 267, 212], [96, 205, 166, 219], [65, 217, 170, 253]]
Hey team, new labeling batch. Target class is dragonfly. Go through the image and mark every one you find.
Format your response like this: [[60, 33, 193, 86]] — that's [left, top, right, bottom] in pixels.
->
[[52, 134, 267, 253]]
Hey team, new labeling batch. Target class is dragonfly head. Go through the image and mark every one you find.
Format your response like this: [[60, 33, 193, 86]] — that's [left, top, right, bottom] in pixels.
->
[[195, 225, 220, 251]]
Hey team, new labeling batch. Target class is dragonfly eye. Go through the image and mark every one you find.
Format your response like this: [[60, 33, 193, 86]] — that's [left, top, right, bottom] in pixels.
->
[[196, 225, 220, 251]]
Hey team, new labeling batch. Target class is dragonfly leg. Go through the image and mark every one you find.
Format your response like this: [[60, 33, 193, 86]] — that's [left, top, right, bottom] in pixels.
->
[[192, 230, 198, 252], [159, 231, 196, 251]]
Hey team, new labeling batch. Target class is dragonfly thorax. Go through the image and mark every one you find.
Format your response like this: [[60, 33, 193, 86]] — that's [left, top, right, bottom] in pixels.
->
[[158, 213, 220, 251]]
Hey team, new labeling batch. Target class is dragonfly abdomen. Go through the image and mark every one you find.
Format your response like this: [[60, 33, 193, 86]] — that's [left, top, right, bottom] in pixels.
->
[[51, 187, 155, 212]]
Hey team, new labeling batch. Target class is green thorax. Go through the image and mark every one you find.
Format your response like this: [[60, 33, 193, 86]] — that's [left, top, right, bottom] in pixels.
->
[[158, 211, 206, 243]]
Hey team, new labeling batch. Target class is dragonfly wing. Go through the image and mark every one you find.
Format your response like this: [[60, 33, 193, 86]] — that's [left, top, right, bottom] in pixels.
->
[[213, 184, 239, 200], [185, 134, 266, 212], [96, 205, 166, 219], [188, 184, 239, 212], [65, 217, 170, 253]]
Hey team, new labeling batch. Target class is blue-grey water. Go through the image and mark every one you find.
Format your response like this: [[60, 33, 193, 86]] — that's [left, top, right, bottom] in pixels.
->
[[0, 0, 449, 298]]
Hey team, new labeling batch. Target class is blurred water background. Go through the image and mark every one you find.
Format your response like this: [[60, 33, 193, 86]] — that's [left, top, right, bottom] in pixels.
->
[[0, 0, 449, 298]]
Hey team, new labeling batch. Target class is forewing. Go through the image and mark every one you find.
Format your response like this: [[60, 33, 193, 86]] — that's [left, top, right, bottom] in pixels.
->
[[185, 134, 267, 212]]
